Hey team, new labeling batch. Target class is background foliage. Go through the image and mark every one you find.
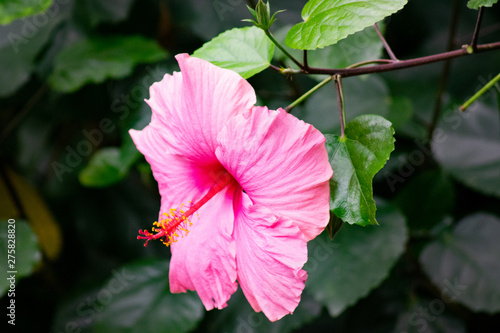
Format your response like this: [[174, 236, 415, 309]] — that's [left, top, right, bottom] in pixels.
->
[[1, 0, 499, 332]]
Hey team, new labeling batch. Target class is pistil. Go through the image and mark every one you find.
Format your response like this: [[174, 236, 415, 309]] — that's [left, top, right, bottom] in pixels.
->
[[138, 171, 234, 246]]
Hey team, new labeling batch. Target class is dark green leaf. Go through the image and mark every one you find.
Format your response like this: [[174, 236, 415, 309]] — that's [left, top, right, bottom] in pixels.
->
[[393, 299, 466, 333], [387, 96, 413, 130], [94, 259, 204, 333], [432, 103, 500, 197], [303, 76, 390, 134], [306, 199, 407, 316], [72, 179, 162, 266], [75, 0, 135, 27], [326, 115, 395, 226], [0, 219, 41, 297], [0, 0, 53, 25], [51, 283, 106, 333], [394, 169, 455, 231], [192, 26, 274, 79], [285, 0, 407, 50], [78, 98, 150, 188], [467, 0, 498, 9], [420, 213, 500, 313], [49, 35, 167, 92], [0, 14, 58, 96]]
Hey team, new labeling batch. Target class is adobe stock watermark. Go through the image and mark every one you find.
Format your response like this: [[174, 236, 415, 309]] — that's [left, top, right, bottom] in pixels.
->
[[51, 267, 135, 333], [384, 73, 497, 192], [339, 23, 389, 63], [51, 64, 164, 182], [400, 278, 467, 333], [7, 0, 71, 54], [212, 0, 245, 21]]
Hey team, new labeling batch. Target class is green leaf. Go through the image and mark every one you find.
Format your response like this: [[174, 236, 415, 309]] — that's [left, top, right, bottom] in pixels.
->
[[205, 289, 321, 333], [394, 169, 455, 231], [0, 14, 58, 97], [307, 25, 385, 69], [79, 147, 128, 187], [0, 219, 41, 297], [420, 213, 500, 313], [326, 115, 395, 226], [467, 0, 498, 9], [387, 96, 413, 130], [0, 0, 53, 25], [95, 259, 204, 333], [303, 76, 390, 134], [432, 103, 500, 197], [192, 26, 274, 79], [74, 0, 135, 27], [51, 283, 106, 333], [285, 0, 407, 50], [78, 99, 150, 188], [306, 199, 407, 316], [49, 35, 167, 92]]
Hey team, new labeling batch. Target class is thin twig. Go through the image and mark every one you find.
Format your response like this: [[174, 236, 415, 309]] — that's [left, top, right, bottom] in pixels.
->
[[0, 83, 50, 146], [471, 7, 485, 51], [373, 23, 398, 61], [460, 72, 500, 111], [285, 76, 333, 111], [428, 0, 460, 142], [265, 30, 304, 70], [334, 75, 346, 138], [268, 64, 282, 72]]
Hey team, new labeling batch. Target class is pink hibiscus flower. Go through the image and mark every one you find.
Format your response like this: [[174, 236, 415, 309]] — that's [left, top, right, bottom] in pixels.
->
[[130, 54, 332, 321]]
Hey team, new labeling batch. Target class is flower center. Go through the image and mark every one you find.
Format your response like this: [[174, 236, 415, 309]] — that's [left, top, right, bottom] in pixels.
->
[[137, 171, 234, 247]]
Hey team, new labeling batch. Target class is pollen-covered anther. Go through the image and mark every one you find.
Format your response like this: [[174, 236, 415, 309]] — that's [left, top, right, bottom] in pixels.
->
[[137, 205, 194, 247], [137, 172, 234, 248]]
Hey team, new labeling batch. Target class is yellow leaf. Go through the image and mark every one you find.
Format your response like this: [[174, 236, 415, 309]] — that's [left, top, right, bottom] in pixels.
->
[[0, 168, 62, 260]]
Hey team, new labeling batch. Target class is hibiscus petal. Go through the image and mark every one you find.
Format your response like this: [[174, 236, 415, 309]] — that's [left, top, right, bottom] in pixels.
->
[[234, 193, 308, 321], [169, 184, 238, 310], [146, 54, 256, 163], [216, 107, 333, 240], [130, 125, 228, 226]]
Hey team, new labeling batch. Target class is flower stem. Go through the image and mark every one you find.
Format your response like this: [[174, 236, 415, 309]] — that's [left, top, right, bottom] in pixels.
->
[[265, 30, 304, 70], [459, 72, 500, 111], [334, 75, 346, 138], [285, 76, 333, 111]]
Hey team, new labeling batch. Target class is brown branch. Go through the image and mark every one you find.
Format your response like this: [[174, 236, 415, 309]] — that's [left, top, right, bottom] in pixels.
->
[[284, 41, 500, 78], [471, 7, 485, 51]]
